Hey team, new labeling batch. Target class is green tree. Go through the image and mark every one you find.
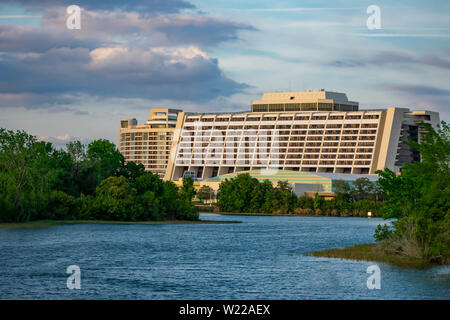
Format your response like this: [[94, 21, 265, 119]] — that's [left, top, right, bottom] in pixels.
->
[[297, 195, 314, 209], [180, 176, 196, 204], [0, 128, 199, 223], [197, 185, 214, 203], [313, 193, 325, 210], [333, 180, 351, 202], [376, 121, 450, 263], [0, 129, 62, 222], [94, 176, 137, 221], [119, 161, 146, 183], [350, 178, 374, 202], [81, 139, 124, 195]]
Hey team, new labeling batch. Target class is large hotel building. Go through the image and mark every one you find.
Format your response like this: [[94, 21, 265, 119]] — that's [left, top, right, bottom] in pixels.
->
[[119, 108, 181, 177], [118, 90, 439, 191]]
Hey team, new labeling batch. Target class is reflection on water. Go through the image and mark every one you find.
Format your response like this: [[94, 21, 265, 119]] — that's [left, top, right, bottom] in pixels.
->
[[0, 214, 448, 299]]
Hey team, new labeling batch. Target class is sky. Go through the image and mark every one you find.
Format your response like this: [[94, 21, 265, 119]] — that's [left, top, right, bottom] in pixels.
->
[[0, 0, 449, 147]]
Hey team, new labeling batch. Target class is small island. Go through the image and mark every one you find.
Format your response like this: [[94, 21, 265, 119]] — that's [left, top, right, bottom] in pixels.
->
[[0, 129, 236, 227], [308, 243, 434, 268]]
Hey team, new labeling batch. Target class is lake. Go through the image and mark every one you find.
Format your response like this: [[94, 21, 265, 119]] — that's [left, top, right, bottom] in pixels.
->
[[0, 214, 448, 299]]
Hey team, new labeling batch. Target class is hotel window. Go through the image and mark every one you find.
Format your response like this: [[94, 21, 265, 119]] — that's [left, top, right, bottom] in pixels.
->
[[318, 103, 332, 111], [252, 104, 268, 112], [268, 104, 284, 112], [214, 118, 224, 122], [326, 124, 342, 128], [285, 103, 301, 111], [328, 115, 344, 120], [345, 115, 362, 120], [293, 124, 308, 129], [361, 123, 378, 128], [360, 130, 377, 134], [363, 114, 380, 119], [301, 103, 317, 111]]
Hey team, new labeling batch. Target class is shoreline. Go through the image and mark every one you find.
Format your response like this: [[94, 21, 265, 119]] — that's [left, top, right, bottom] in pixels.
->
[[308, 243, 447, 268], [211, 212, 377, 218], [0, 219, 241, 229]]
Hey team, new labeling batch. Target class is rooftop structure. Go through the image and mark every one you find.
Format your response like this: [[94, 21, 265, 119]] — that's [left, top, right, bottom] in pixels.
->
[[251, 89, 359, 112]]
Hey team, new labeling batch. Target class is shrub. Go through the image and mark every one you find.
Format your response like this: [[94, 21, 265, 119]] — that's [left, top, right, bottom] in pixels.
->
[[374, 224, 393, 242], [45, 190, 75, 220]]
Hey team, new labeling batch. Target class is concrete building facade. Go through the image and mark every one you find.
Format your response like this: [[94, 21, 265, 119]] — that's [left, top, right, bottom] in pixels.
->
[[118, 91, 440, 183], [118, 108, 182, 178]]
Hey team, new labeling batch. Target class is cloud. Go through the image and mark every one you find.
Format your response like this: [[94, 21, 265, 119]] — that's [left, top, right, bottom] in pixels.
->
[[0, 4, 254, 111], [0, 41, 249, 107], [382, 83, 450, 120], [37, 134, 92, 149], [329, 50, 450, 70], [231, 7, 358, 12], [386, 84, 450, 97], [1, 0, 195, 14], [0, 92, 91, 116], [0, 25, 98, 53], [0, 15, 39, 19], [39, 8, 255, 48], [353, 33, 450, 38]]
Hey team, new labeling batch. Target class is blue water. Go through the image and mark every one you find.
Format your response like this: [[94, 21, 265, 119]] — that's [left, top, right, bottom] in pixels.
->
[[0, 214, 448, 299]]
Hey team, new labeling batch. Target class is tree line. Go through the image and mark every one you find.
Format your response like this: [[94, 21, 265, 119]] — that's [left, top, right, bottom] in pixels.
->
[[216, 174, 384, 217], [0, 129, 198, 223]]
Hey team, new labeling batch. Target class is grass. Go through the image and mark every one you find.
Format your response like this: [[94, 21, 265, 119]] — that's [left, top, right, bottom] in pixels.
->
[[0, 219, 241, 229], [308, 243, 440, 268]]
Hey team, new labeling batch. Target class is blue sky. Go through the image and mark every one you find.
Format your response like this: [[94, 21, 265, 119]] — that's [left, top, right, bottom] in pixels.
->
[[0, 0, 449, 146]]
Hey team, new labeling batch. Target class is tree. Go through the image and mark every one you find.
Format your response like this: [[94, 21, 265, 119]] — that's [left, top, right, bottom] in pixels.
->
[[273, 181, 296, 213], [197, 185, 214, 203], [81, 139, 124, 195], [333, 180, 351, 201], [350, 178, 374, 202], [0, 128, 199, 223], [297, 195, 314, 209], [119, 161, 146, 183], [216, 175, 298, 214], [94, 176, 137, 221], [180, 176, 196, 204], [67, 141, 86, 165], [313, 193, 325, 210], [217, 174, 260, 213], [376, 121, 450, 263], [0, 129, 62, 222]]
